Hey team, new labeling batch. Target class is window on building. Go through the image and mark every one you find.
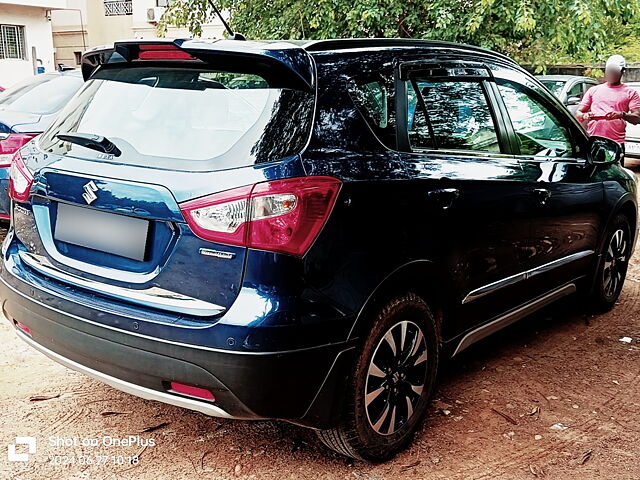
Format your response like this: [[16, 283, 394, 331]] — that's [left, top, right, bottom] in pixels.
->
[[0, 24, 26, 60], [104, 0, 133, 16], [74, 51, 82, 65], [156, 0, 172, 6]]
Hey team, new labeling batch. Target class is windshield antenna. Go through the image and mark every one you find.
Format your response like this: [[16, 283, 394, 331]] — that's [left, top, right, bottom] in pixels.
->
[[207, 0, 245, 40]]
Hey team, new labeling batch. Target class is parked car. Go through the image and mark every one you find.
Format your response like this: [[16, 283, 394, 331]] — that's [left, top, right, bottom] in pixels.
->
[[0, 70, 83, 218], [625, 82, 640, 158], [537, 74, 598, 114], [2, 39, 636, 461]]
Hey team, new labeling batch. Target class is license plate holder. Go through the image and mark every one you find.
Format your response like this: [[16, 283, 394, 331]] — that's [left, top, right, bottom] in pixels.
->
[[54, 203, 150, 262]]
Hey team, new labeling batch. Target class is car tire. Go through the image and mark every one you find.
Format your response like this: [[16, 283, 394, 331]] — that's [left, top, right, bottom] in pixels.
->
[[316, 293, 439, 461], [589, 213, 632, 312]]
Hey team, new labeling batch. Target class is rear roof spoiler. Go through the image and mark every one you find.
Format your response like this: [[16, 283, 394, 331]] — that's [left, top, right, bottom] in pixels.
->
[[81, 39, 315, 92]]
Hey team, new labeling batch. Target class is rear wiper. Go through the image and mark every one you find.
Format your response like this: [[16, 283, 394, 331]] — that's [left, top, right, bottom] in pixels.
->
[[57, 132, 121, 157]]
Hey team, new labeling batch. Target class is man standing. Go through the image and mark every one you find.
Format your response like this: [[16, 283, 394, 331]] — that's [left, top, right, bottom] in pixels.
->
[[576, 55, 640, 165]]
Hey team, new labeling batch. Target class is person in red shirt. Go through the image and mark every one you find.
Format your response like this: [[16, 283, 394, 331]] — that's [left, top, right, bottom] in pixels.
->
[[576, 55, 640, 165]]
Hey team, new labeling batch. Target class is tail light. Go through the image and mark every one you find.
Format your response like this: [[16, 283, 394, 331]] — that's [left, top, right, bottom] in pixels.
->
[[180, 176, 342, 257], [9, 150, 34, 202], [0, 133, 37, 166], [137, 44, 196, 61]]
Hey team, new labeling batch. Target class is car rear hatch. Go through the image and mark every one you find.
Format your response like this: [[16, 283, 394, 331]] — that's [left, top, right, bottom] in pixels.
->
[[9, 39, 315, 324]]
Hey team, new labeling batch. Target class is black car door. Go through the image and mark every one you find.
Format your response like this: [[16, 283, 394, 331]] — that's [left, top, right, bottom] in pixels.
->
[[490, 65, 603, 297], [394, 60, 536, 340]]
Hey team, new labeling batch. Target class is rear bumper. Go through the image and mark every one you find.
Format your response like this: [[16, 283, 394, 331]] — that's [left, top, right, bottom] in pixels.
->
[[15, 330, 234, 418], [0, 258, 356, 428]]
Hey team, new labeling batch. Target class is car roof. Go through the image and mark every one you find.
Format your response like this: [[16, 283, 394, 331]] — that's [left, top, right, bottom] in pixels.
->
[[536, 74, 596, 82], [300, 38, 513, 60], [36, 69, 82, 78], [84, 37, 517, 66], [82, 38, 521, 91]]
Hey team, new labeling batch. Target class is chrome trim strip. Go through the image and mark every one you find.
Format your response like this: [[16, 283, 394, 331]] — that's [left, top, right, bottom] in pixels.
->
[[453, 283, 577, 356], [462, 250, 594, 304], [15, 330, 235, 419], [18, 251, 226, 318], [462, 271, 526, 305], [4, 253, 212, 329], [526, 250, 594, 278]]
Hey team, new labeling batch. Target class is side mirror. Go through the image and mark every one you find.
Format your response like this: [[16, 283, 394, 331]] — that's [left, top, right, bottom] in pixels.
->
[[566, 96, 581, 106], [588, 136, 623, 165]]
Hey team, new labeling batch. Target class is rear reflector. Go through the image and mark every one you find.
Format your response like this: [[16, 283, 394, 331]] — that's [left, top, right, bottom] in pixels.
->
[[9, 150, 34, 202], [0, 133, 37, 166], [169, 382, 215, 401], [180, 176, 342, 257], [15, 321, 32, 336]]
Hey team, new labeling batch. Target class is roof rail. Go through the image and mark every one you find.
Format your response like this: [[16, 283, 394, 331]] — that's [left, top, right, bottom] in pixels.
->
[[303, 38, 514, 64]]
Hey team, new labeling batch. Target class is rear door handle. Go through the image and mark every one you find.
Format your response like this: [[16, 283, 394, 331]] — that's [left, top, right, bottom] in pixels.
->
[[533, 188, 551, 205], [428, 188, 460, 210]]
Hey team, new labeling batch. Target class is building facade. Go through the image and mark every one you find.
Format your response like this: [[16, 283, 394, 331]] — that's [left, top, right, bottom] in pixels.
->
[[51, 0, 226, 69], [0, 0, 68, 87]]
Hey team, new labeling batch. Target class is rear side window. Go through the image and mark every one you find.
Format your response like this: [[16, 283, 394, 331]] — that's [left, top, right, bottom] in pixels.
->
[[38, 67, 314, 171], [566, 81, 583, 100], [0, 74, 82, 115], [406, 79, 500, 153]]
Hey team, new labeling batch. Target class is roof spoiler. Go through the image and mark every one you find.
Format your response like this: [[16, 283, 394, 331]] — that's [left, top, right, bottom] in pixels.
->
[[81, 39, 315, 92]]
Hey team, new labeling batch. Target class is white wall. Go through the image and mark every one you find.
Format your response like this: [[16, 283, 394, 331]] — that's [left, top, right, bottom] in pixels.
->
[[0, 3, 58, 87], [50, 0, 86, 27], [0, 0, 66, 8]]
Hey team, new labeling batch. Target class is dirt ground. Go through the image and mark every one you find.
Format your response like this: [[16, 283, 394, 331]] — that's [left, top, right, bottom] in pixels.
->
[[2, 164, 640, 480]]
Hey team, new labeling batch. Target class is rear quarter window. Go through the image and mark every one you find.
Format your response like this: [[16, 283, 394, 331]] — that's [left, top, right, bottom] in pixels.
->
[[349, 71, 397, 149]]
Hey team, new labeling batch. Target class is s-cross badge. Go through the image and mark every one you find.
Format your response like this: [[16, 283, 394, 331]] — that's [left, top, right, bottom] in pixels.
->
[[82, 181, 98, 204]]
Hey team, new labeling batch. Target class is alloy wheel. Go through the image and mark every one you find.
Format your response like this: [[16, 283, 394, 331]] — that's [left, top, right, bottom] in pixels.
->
[[364, 320, 428, 436], [603, 228, 628, 300]]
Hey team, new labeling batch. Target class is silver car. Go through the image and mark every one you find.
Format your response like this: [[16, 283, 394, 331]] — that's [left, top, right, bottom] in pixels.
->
[[625, 82, 640, 158], [537, 74, 598, 114]]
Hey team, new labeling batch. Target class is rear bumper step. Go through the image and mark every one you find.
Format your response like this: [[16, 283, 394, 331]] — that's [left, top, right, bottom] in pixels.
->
[[18, 251, 225, 317]]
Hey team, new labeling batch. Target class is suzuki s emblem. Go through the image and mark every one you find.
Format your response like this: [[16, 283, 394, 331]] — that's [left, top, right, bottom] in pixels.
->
[[82, 181, 98, 204]]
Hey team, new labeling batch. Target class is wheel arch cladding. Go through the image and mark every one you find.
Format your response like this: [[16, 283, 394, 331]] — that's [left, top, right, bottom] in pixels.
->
[[347, 260, 445, 344]]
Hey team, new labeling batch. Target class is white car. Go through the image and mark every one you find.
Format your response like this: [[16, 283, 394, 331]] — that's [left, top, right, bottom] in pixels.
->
[[537, 75, 598, 114], [626, 82, 640, 158]]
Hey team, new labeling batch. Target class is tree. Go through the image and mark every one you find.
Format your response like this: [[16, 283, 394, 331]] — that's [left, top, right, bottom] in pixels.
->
[[158, 0, 640, 69]]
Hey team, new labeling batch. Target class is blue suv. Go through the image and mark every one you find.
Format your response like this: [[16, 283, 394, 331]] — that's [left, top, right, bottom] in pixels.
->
[[1, 39, 636, 461]]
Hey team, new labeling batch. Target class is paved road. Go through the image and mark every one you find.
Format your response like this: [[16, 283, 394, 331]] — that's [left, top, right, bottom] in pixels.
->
[[1, 163, 640, 480]]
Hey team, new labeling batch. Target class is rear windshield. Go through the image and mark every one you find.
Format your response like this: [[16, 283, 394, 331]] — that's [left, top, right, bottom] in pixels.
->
[[38, 66, 314, 171], [0, 73, 83, 115], [540, 80, 565, 97]]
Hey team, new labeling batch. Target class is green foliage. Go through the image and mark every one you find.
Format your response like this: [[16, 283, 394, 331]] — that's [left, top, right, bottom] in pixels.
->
[[158, 0, 640, 69]]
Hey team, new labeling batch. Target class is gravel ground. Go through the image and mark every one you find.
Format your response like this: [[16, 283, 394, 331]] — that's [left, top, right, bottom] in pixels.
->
[[2, 163, 640, 480]]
